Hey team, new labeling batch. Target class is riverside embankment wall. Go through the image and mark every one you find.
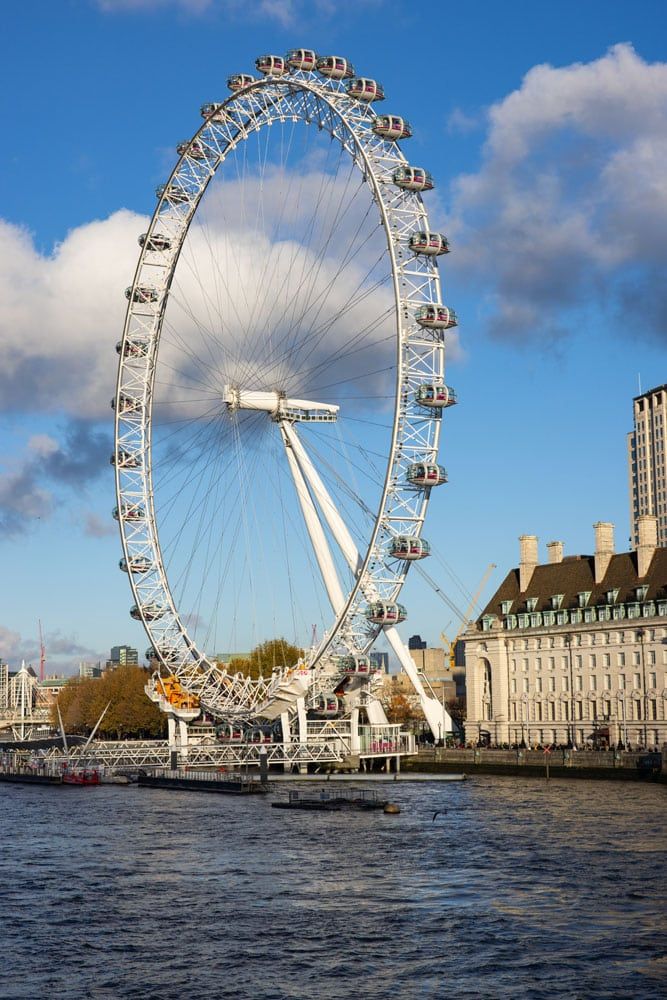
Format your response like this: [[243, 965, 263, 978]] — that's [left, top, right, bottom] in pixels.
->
[[404, 747, 667, 783]]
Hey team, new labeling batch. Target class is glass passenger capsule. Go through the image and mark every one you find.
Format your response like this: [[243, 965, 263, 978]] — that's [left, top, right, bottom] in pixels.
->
[[316, 55, 355, 79], [156, 183, 190, 204], [130, 603, 166, 622], [255, 54, 287, 76], [217, 723, 244, 742], [415, 304, 458, 329], [139, 232, 172, 252], [227, 74, 256, 92], [372, 115, 412, 140], [145, 646, 157, 660], [408, 232, 450, 256], [113, 503, 145, 522], [111, 450, 141, 469], [110, 394, 141, 414], [406, 463, 448, 487], [312, 693, 340, 717], [393, 166, 433, 192], [116, 338, 150, 358], [125, 285, 158, 304], [336, 654, 371, 674], [119, 556, 152, 574], [416, 383, 457, 409], [389, 535, 431, 560], [346, 78, 384, 102], [365, 601, 407, 625], [176, 140, 205, 159], [200, 102, 227, 120], [286, 48, 317, 70]]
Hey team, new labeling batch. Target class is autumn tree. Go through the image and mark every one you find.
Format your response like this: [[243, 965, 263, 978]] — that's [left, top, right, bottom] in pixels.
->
[[52, 666, 166, 738], [224, 638, 304, 680]]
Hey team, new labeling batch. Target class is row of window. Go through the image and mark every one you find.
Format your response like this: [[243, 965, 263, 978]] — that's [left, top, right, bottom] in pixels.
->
[[503, 628, 665, 651], [509, 672, 661, 693], [490, 599, 667, 631], [507, 699, 662, 722], [511, 652, 661, 671]]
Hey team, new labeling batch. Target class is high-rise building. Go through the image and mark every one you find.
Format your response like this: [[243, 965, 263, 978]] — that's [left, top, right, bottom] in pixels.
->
[[109, 645, 139, 667], [628, 384, 667, 548]]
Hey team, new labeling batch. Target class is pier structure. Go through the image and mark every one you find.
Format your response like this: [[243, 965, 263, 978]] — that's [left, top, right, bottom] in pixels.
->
[[0, 662, 51, 741]]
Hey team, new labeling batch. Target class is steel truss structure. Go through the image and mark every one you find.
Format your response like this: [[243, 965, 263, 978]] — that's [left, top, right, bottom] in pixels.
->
[[114, 51, 455, 735]]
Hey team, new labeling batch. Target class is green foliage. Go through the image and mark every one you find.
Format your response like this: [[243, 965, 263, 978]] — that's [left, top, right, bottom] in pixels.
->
[[225, 638, 304, 680], [52, 666, 166, 738]]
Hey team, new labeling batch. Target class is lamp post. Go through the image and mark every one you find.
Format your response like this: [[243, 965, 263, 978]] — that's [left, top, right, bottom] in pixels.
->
[[564, 633, 574, 747], [636, 628, 648, 749]]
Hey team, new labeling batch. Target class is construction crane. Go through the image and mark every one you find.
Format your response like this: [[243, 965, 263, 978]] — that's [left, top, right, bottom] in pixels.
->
[[440, 563, 496, 669]]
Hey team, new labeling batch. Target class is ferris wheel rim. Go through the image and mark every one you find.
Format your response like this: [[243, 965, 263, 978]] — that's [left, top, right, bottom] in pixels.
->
[[113, 62, 448, 699]]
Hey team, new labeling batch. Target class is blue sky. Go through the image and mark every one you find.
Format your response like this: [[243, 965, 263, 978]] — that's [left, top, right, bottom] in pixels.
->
[[1, 0, 665, 673]]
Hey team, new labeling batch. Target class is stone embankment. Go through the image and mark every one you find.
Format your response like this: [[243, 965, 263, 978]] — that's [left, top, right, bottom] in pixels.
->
[[404, 746, 666, 782]]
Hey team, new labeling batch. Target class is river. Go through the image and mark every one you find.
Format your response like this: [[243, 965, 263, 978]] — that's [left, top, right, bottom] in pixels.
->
[[0, 775, 665, 999]]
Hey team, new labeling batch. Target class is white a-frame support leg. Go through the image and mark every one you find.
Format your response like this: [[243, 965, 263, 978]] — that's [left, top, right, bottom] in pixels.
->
[[284, 420, 451, 741]]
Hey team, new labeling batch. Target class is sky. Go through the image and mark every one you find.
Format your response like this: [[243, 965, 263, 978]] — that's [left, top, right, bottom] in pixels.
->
[[1, 0, 666, 674]]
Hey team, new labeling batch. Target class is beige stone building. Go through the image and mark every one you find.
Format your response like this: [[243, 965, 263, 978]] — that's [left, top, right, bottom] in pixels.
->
[[463, 518, 667, 749]]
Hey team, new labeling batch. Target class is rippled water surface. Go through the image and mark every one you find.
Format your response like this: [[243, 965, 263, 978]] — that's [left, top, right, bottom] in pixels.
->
[[0, 776, 665, 999]]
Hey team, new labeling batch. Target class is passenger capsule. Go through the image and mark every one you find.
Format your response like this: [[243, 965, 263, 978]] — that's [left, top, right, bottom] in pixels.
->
[[111, 450, 141, 469], [346, 78, 384, 102], [316, 55, 355, 80], [365, 601, 407, 625], [110, 394, 141, 414], [312, 693, 340, 717], [200, 102, 227, 120], [393, 166, 433, 192], [139, 232, 172, 252], [415, 304, 457, 330], [217, 723, 243, 742], [119, 556, 152, 574], [125, 285, 159, 304], [130, 603, 166, 622], [255, 54, 287, 76], [390, 535, 431, 560], [340, 655, 371, 674], [156, 182, 190, 204], [416, 383, 457, 409], [176, 140, 206, 159], [226, 74, 256, 92], [372, 115, 412, 141], [116, 338, 150, 358], [406, 463, 448, 487], [286, 48, 317, 71], [408, 232, 450, 256], [114, 503, 145, 521], [145, 646, 157, 660]]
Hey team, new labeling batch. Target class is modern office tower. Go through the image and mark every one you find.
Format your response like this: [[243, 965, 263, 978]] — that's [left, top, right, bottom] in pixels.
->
[[628, 384, 667, 548], [109, 645, 139, 667], [408, 634, 427, 650]]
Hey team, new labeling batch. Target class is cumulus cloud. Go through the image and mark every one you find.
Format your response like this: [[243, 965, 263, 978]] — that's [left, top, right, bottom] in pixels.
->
[[83, 511, 117, 538], [449, 44, 667, 342], [0, 421, 112, 536], [0, 624, 105, 673]]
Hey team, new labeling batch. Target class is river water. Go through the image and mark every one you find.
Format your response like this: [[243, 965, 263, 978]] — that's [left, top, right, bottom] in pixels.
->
[[0, 775, 665, 1000]]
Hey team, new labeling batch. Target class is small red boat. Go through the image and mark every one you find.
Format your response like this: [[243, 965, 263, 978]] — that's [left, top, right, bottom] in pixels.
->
[[61, 766, 101, 786]]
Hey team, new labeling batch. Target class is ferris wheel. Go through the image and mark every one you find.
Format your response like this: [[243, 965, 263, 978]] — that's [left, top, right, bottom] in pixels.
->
[[113, 49, 457, 729]]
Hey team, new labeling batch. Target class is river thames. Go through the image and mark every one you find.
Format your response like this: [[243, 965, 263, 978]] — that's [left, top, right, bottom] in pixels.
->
[[0, 775, 665, 999]]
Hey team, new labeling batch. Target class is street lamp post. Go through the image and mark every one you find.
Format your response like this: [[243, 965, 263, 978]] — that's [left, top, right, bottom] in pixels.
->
[[636, 628, 648, 749]]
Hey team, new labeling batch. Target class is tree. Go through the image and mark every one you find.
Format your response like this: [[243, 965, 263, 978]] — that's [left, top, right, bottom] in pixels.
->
[[52, 667, 166, 738], [224, 638, 304, 680], [446, 697, 466, 728]]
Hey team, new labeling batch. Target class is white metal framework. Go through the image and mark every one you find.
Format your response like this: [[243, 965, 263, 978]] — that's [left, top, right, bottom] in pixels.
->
[[114, 50, 456, 735]]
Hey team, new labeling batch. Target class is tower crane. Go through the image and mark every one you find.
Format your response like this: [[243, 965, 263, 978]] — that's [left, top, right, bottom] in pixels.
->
[[441, 563, 496, 669]]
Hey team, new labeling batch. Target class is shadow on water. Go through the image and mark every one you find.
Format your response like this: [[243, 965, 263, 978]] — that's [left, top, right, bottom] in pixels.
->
[[0, 776, 665, 999]]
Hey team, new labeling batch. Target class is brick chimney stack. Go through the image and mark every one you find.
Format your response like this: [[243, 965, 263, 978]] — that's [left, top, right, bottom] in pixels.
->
[[547, 541, 563, 565], [519, 535, 538, 592], [637, 514, 658, 578], [594, 522, 615, 584]]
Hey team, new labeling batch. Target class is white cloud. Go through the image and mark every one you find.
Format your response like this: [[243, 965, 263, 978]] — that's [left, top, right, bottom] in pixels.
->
[[449, 44, 667, 342]]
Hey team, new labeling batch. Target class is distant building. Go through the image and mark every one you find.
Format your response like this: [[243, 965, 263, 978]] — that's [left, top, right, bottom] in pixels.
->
[[108, 646, 138, 669], [79, 661, 102, 679], [408, 634, 427, 650], [463, 519, 667, 749], [628, 383, 667, 548], [369, 651, 389, 673]]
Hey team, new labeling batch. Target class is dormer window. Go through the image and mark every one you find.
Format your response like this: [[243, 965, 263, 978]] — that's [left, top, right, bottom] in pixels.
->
[[526, 598, 538, 613], [551, 594, 564, 610], [606, 588, 619, 605], [501, 600, 513, 615], [481, 615, 497, 632], [636, 585, 648, 601], [578, 591, 591, 608]]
